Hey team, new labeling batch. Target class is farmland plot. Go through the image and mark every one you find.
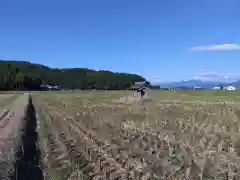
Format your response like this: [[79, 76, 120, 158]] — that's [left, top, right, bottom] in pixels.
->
[[33, 91, 240, 180]]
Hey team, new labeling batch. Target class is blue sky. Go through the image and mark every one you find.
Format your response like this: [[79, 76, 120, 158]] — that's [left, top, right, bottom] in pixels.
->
[[1, 0, 240, 83]]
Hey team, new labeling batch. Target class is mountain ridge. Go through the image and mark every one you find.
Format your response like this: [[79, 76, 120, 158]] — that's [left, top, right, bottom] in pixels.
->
[[159, 79, 240, 89]]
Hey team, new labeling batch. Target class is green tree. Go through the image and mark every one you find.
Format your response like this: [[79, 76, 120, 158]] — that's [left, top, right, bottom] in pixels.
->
[[0, 60, 147, 90]]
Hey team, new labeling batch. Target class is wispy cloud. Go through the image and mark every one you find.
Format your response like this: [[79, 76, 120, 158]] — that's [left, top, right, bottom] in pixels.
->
[[148, 75, 162, 84], [189, 44, 240, 52]]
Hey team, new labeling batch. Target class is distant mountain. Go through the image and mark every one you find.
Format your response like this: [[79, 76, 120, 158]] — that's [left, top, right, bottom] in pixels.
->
[[159, 80, 233, 89], [232, 80, 240, 88]]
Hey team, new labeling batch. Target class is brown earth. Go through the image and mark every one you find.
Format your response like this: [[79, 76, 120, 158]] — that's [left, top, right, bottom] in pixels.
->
[[0, 94, 43, 180], [0, 94, 28, 179], [33, 92, 240, 180]]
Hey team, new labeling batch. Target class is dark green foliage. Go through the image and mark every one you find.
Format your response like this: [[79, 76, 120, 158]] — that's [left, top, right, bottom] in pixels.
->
[[149, 85, 161, 89], [0, 60, 146, 90]]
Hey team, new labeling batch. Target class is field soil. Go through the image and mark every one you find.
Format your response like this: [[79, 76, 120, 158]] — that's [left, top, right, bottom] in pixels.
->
[[0, 94, 43, 180], [32, 91, 240, 180]]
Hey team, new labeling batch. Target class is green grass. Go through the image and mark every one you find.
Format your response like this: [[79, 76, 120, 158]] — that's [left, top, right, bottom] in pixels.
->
[[35, 89, 240, 105], [151, 90, 240, 97], [0, 94, 21, 108]]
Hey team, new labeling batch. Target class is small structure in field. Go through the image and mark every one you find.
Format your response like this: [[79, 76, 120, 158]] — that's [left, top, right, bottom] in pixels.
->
[[212, 86, 221, 90], [40, 84, 60, 91], [223, 85, 236, 91], [130, 81, 149, 98], [193, 86, 203, 90]]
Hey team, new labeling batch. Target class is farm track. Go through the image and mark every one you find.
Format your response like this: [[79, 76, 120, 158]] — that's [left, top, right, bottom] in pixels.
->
[[0, 94, 43, 180], [0, 109, 10, 121], [0, 95, 27, 179], [11, 96, 43, 180]]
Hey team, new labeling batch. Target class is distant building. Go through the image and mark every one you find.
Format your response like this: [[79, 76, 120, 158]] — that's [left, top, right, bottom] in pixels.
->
[[223, 85, 236, 91], [212, 86, 221, 90], [193, 86, 203, 90], [130, 81, 149, 98], [40, 84, 60, 91], [130, 81, 148, 90]]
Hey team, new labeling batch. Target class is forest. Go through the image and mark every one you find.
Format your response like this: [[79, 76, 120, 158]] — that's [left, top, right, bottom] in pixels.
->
[[0, 60, 148, 90]]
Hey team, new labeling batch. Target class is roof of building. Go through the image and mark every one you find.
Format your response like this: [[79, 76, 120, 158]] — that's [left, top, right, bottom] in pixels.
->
[[130, 81, 148, 89]]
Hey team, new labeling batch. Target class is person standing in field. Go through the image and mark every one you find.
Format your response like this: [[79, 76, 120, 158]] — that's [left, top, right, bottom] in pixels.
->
[[140, 88, 145, 98]]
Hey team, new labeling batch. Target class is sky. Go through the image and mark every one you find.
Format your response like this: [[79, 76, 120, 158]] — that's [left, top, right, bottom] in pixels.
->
[[1, 0, 240, 83]]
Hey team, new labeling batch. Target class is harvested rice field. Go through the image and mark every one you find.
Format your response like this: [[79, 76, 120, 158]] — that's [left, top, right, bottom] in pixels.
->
[[2, 91, 240, 180], [32, 91, 240, 180]]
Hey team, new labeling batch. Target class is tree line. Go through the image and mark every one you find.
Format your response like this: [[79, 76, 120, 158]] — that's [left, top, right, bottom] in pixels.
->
[[0, 60, 148, 90]]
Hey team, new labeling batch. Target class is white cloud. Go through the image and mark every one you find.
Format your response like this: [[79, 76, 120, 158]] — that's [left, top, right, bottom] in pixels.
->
[[189, 44, 240, 52]]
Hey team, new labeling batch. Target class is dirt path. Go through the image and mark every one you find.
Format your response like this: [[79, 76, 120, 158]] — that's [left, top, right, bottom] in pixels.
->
[[0, 94, 29, 179], [12, 96, 43, 180], [0, 94, 28, 140]]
